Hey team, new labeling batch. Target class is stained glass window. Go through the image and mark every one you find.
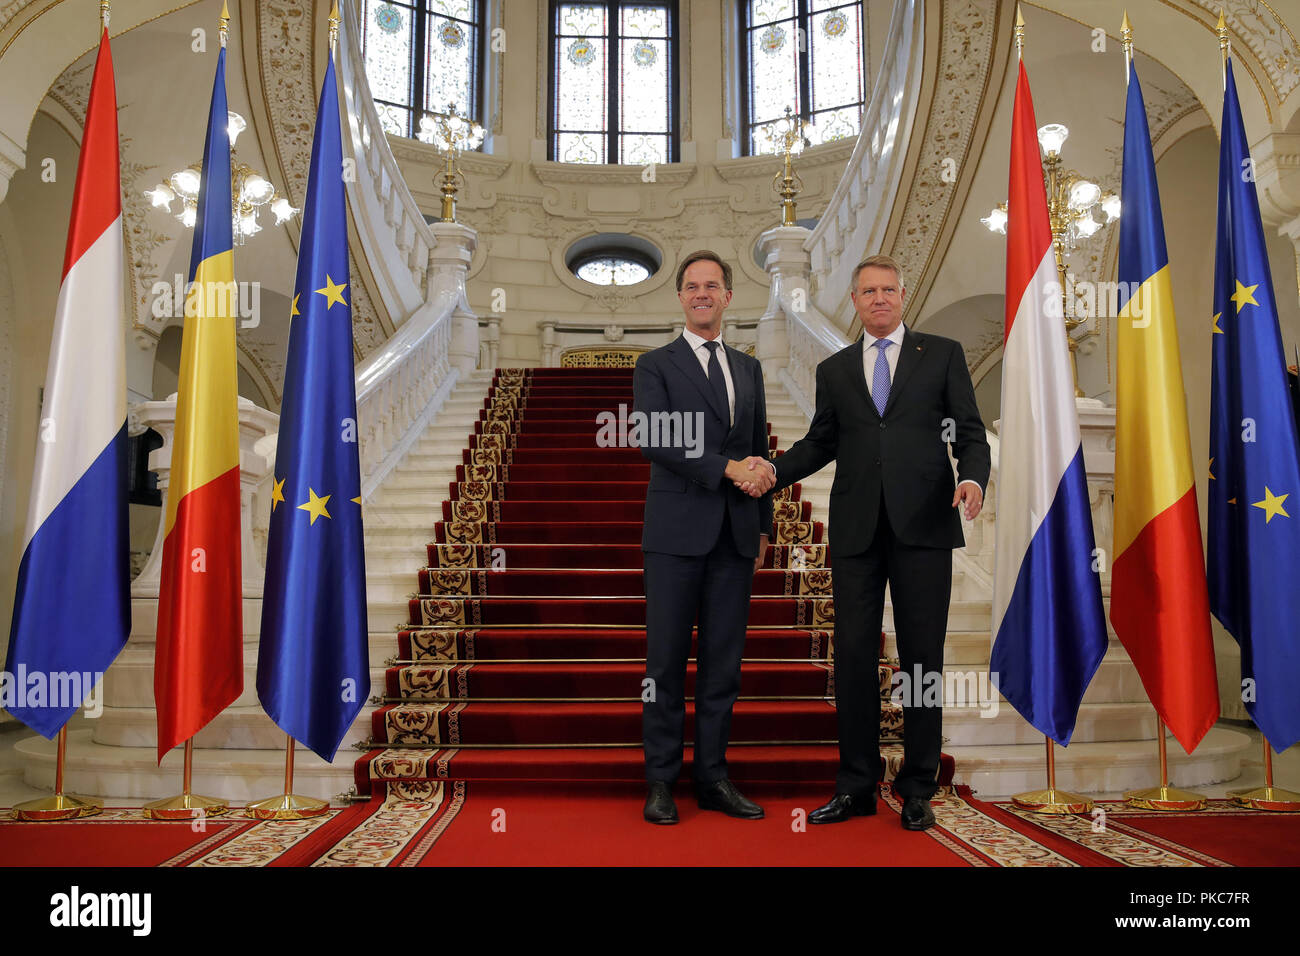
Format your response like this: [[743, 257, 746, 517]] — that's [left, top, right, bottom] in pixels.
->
[[575, 257, 652, 285], [741, 0, 864, 154], [361, 0, 485, 139], [550, 2, 678, 165]]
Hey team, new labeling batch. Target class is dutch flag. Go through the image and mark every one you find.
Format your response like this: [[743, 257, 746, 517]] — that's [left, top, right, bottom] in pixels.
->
[[4, 27, 129, 737], [988, 61, 1109, 745]]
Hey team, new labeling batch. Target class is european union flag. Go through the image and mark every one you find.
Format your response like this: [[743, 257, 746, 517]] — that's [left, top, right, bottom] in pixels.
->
[[256, 51, 368, 761], [1206, 60, 1300, 752]]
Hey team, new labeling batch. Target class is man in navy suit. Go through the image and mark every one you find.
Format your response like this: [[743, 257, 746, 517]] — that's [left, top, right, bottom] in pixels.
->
[[633, 250, 775, 825], [743, 254, 990, 830]]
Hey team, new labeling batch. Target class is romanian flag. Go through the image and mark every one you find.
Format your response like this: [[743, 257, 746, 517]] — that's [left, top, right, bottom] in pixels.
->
[[5, 28, 129, 736], [989, 61, 1108, 745], [1110, 63, 1218, 753], [153, 43, 243, 760], [257, 51, 369, 761], [1207, 61, 1300, 752]]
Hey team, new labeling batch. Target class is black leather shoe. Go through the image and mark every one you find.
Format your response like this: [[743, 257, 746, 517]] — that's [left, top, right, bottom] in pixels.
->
[[644, 782, 679, 825], [695, 779, 764, 819], [808, 792, 877, 824], [900, 796, 936, 831]]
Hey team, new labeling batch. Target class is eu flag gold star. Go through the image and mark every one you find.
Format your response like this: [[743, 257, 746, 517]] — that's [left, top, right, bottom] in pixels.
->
[[1231, 280, 1259, 311], [271, 477, 286, 512], [351, 496, 362, 505], [297, 487, 332, 524], [315, 275, 348, 310], [1212, 312, 1223, 334], [1251, 486, 1289, 524], [291, 294, 300, 318], [1208, 458, 1215, 481]]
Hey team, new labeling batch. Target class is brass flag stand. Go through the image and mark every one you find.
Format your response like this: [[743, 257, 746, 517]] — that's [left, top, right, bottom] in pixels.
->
[[142, 739, 230, 820], [245, 734, 329, 820], [1229, 739, 1300, 811], [1124, 714, 1205, 810], [10, 727, 102, 821], [1012, 737, 1093, 814]]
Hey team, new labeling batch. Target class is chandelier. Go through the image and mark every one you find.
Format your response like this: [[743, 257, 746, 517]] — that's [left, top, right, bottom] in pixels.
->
[[143, 112, 298, 245], [982, 122, 1121, 395], [758, 106, 812, 227], [417, 103, 485, 223]]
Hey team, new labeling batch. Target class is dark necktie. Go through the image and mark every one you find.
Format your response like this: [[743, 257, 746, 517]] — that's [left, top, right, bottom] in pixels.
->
[[703, 340, 730, 425]]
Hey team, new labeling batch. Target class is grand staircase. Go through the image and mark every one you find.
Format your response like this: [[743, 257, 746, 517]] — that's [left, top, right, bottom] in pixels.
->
[[355, 367, 955, 799]]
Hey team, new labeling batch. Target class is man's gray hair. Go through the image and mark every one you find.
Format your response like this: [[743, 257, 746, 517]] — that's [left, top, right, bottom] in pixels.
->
[[850, 254, 907, 293]]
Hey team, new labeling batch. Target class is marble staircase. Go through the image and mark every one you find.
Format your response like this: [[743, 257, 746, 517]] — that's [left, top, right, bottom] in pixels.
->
[[11, 371, 496, 803]]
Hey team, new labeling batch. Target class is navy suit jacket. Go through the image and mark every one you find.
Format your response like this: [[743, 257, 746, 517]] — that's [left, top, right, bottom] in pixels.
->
[[633, 335, 774, 557], [773, 328, 990, 555]]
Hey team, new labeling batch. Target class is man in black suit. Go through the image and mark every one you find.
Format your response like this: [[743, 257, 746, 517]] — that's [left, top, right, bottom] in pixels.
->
[[744, 254, 990, 830], [634, 250, 776, 825]]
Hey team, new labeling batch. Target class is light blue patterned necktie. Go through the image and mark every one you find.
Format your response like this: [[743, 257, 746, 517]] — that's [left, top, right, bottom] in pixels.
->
[[871, 338, 892, 416]]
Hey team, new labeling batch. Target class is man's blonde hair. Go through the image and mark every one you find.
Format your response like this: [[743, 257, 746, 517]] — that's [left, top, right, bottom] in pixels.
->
[[850, 254, 906, 293]]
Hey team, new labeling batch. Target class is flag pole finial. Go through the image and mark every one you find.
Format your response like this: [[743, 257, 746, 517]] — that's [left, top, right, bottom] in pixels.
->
[[219, 0, 230, 48], [1121, 11, 1133, 79], [1014, 4, 1025, 61], [1217, 10, 1230, 87], [100, 0, 110, 29], [329, 1, 340, 52]]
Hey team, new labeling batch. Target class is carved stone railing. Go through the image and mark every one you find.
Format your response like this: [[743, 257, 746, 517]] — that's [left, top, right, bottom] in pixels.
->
[[335, 1, 480, 497], [755, 0, 923, 417], [804, 0, 924, 319]]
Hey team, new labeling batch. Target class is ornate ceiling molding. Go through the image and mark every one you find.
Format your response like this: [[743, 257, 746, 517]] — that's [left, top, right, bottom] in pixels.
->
[[531, 160, 697, 186], [876, 0, 1013, 338], [1191, 0, 1298, 103], [252, 0, 392, 364]]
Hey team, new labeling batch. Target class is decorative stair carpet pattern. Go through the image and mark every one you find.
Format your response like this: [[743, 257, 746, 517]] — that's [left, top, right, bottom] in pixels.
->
[[357, 367, 955, 798], [3, 790, 1297, 866]]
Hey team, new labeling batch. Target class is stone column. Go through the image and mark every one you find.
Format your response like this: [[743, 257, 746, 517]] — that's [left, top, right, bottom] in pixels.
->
[[755, 225, 813, 379], [427, 221, 480, 375]]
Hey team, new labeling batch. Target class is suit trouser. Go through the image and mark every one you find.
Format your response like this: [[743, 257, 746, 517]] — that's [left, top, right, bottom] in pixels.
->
[[831, 494, 951, 800], [642, 508, 754, 785]]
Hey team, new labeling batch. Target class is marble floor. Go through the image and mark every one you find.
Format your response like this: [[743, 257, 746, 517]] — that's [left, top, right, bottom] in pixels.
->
[[1, 717, 1296, 810]]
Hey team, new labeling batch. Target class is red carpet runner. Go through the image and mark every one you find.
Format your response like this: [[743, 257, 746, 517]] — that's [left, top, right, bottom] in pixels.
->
[[355, 367, 955, 800], [4, 792, 1297, 866]]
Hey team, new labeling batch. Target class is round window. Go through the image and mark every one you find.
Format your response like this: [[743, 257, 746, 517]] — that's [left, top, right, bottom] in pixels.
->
[[566, 233, 662, 287], [574, 257, 652, 286]]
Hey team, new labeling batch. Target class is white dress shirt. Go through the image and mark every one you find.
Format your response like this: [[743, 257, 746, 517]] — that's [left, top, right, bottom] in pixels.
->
[[682, 328, 735, 425]]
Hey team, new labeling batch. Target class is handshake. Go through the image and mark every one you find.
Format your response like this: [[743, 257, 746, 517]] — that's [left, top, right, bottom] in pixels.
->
[[725, 456, 777, 498]]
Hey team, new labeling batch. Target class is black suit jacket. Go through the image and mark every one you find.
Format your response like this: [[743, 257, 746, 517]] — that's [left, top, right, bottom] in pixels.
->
[[774, 328, 990, 555], [633, 336, 774, 557]]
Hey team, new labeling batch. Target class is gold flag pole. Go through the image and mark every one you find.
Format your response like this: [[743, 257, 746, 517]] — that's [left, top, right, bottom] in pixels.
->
[[1012, 737, 1093, 814], [142, 738, 230, 820], [10, 726, 102, 821], [1124, 713, 1206, 810], [1230, 739, 1300, 811], [1006, 5, 1092, 816], [1216, 11, 1300, 815], [245, 1, 342, 824], [141, 2, 236, 823], [1113, 11, 1205, 814], [246, 734, 329, 820], [11, 0, 114, 825]]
